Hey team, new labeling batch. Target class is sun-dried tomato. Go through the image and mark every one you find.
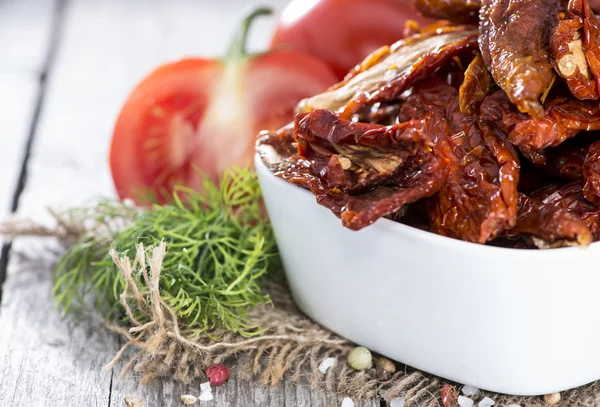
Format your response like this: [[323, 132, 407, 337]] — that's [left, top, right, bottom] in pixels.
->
[[479, 0, 559, 117], [582, 141, 600, 204], [440, 384, 460, 407], [562, 0, 600, 11], [552, 17, 598, 99], [530, 181, 600, 241], [571, 0, 600, 82], [256, 5, 600, 248], [402, 79, 520, 243], [412, 0, 600, 24], [298, 27, 478, 118], [480, 90, 600, 151], [259, 107, 450, 231], [520, 144, 588, 180], [295, 109, 435, 194], [459, 53, 491, 115], [551, 0, 600, 100], [518, 139, 600, 206], [508, 190, 593, 247], [292, 108, 449, 230], [412, 0, 481, 24]]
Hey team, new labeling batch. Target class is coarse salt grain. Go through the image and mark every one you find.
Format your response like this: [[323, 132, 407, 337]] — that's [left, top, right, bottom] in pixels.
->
[[390, 397, 406, 407], [199, 391, 214, 402], [319, 357, 336, 374], [478, 397, 495, 407], [199, 381, 213, 402], [341, 397, 355, 407], [462, 385, 480, 396], [458, 395, 474, 407], [200, 382, 212, 394]]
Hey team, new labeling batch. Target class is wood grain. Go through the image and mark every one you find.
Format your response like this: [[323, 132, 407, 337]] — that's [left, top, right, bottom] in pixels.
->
[[0, 0, 55, 75], [0, 0, 58, 291], [0, 74, 38, 215], [0, 1, 382, 406], [0, 252, 115, 406], [110, 364, 380, 407]]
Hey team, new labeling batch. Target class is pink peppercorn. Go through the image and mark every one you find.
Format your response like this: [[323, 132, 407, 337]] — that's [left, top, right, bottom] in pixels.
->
[[441, 384, 459, 407], [206, 364, 230, 386]]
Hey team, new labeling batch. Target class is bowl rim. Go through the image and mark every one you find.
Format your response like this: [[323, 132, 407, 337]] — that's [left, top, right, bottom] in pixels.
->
[[255, 153, 599, 257]]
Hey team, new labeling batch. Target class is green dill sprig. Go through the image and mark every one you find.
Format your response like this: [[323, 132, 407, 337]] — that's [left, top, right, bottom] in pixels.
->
[[52, 168, 281, 337]]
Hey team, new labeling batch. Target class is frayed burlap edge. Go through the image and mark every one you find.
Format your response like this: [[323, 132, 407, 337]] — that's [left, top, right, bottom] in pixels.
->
[[4, 215, 600, 406]]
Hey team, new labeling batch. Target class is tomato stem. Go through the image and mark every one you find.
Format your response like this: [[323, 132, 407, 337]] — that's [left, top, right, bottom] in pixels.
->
[[226, 7, 273, 61]]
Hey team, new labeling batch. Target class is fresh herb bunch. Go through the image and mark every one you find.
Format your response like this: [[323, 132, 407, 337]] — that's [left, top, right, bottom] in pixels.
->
[[53, 168, 281, 337]]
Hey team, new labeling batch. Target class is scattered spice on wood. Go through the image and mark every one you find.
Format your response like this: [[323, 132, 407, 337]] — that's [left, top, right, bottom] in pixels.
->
[[457, 395, 474, 407], [318, 357, 336, 374], [206, 364, 231, 386], [124, 395, 144, 407], [341, 397, 355, 407], [544, 392, 561, 405], [461, 385, 480, 396], [478, 397, 495, 407], [375, 356, 396, 380], [441, 384, 459, 407], [181, 395, 198, 405], [199, 382, 214, 401], [347, 346, 372, 371]]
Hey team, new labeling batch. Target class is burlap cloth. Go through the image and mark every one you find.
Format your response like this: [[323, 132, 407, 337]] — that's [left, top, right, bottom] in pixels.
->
[[2, 217, 600, 406]]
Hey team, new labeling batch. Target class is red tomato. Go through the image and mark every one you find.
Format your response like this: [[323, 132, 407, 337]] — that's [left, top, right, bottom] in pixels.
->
[[271, 0, 434, 79], [110, 8, 337, 204]]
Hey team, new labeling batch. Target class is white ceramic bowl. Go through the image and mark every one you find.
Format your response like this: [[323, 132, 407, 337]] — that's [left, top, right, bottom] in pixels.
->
[[256, 153, 600, 396]]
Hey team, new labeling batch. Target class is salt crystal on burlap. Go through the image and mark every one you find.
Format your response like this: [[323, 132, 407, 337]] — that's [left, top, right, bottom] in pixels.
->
[[319, 357, 335, 374], [458, 395, 474, 407], [462, 385, 480, 396], [341, 397, 355, 407], [390, 397, 405, 407], [478, 397, 495, 407]]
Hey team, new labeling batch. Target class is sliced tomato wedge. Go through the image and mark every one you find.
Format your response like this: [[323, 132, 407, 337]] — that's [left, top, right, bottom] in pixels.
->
[[110, 8, 337, 204]]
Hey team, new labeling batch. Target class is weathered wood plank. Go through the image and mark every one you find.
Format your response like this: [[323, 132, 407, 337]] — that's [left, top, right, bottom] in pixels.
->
[[0, 0, 383, 406], [0, 74, 38, 215], [0, 0, 58, 296], [0, 0, 55, 75], [0, 252, 116, 406], [109, 367, 380, 407], [0, 0, 57, 217], [0, 0, 117, 406]]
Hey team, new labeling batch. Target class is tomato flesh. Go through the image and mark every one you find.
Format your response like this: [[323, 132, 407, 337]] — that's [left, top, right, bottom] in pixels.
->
[[271, 0, 434, 79], [110, 53, 336, 204]]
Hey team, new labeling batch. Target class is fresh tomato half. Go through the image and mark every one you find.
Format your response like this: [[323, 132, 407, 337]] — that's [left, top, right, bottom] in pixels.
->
[[270, 0, 434, 79], [110, 8, 337, 204]]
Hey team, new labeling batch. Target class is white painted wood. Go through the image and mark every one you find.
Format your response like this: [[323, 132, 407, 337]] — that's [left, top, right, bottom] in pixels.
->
[[109, 366, 380, 407], [0, 0, 55, 75], [0, 73, 38, 214], [0, 0, 383, 405], [0, 252, 115, 406]]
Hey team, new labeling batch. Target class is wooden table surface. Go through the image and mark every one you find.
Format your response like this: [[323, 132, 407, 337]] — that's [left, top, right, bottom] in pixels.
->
[[0, 1, 381, 406]]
